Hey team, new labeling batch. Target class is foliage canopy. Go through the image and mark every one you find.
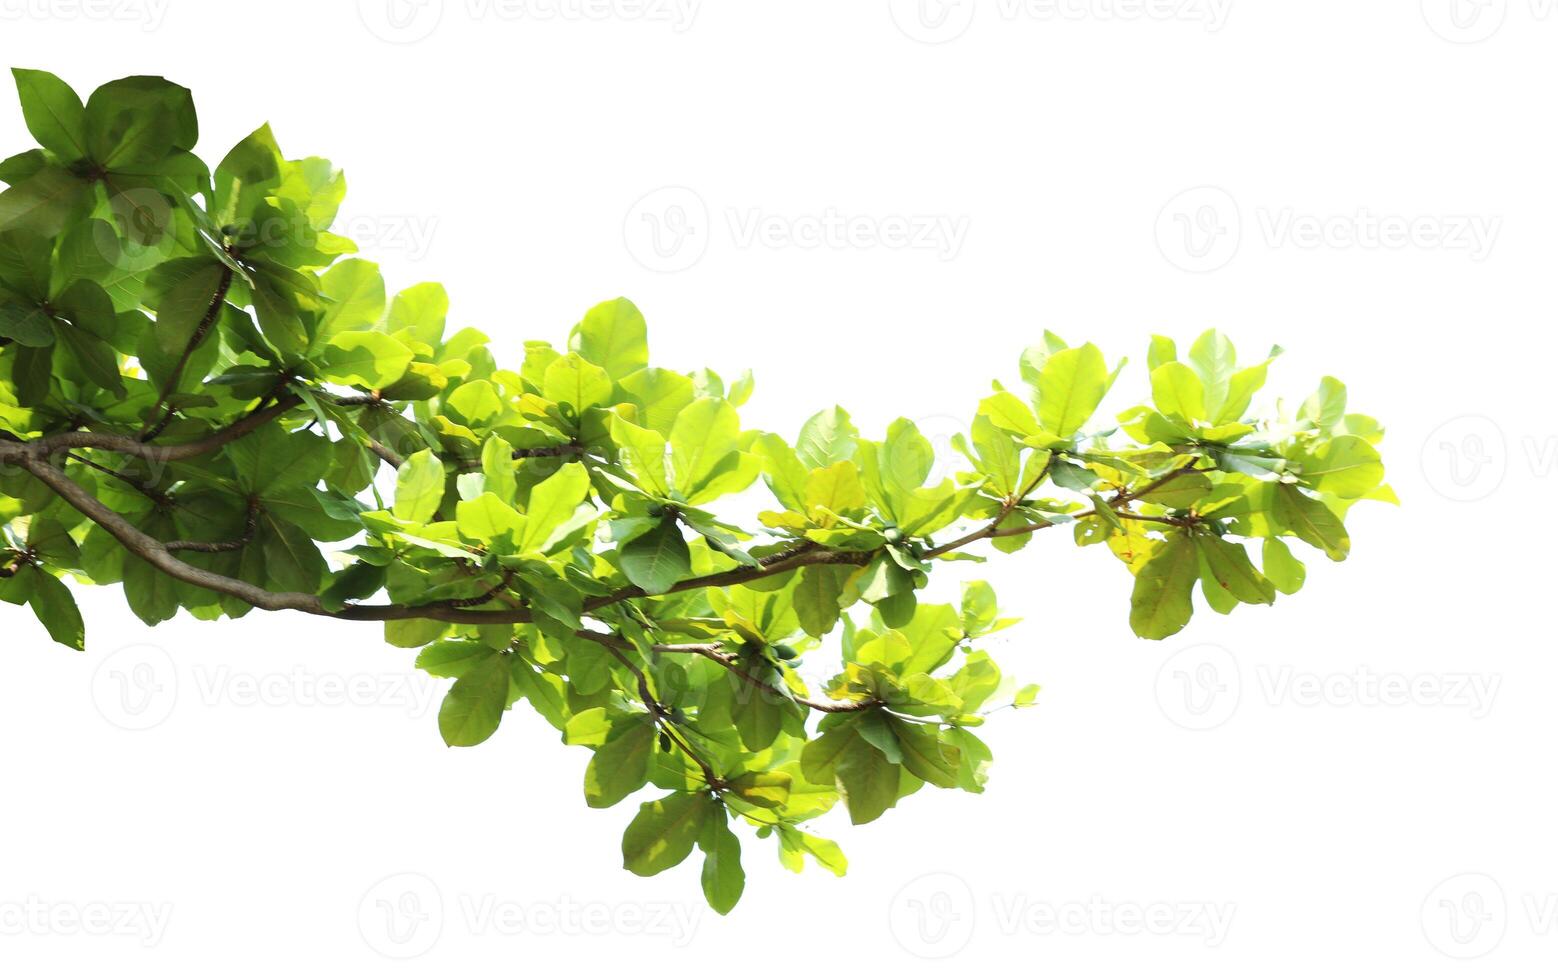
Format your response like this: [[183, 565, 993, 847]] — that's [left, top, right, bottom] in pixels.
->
[[0, 71, 1391, 912]]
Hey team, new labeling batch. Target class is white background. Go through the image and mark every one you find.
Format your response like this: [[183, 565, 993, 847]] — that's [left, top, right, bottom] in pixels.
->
[[1, 1, 1553, 975]]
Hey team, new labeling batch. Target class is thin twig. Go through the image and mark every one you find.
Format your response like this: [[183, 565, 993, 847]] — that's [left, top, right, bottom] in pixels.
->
[[140, 265, 237, 440], [164, 497, 261, 553]]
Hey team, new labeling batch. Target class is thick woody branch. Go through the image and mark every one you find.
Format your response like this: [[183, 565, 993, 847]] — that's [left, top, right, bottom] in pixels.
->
[[16, 455, 328, 615]]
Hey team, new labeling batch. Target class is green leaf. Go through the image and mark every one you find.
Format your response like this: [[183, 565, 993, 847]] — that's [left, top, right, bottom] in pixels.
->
[[83, 76, 186, 170], [796, 407, 857, 469], [1273, 484, 1349, 561], [777, 827, 848, 876], [724, 771, 791, 809], [444, 379, 504, 429], [731, 669, 791, 752], [1300, 376, 1347, 430], [317, 330, 412, 389], [146, 259, 225, 357], [1037, 343, 1110, 439], [455, 492, 523, 547], [622, 791, 714, 876], [227, 424, 331, 496], [570, 297, 648, 380], [517, 462, 591, 553], [1187, 330, 1236, 420], [803, 460, 866, 523], [699, 814, 745, 915], [438, 652, 509, 747], [1195, 534, 1275, 605], [834, 737, 900, 825], [610, 415, 670, 496], [1298, 435, 1384, 499], [670, 397, 740, 495], [619, 366, 695, 435], [1129, 531, 1199, 639], [1262, 538, 1306, 594], [213, 123, 282, 224], [480, 435, 517, 504], [1150, 362, 1206, 424], [12, 69, 85, 160], [394, 449, 446, 524], [585, 715, 655, 808], [386, 282, 448, 347], [0, 165, 90, 236], [619, 518, 691, 595], [26, 569, 85, 650], [0, 302, 54, 346], [543, 352, 611, 413], [317, 258, 385, 338], [123, 551, 180, 626], [27, 517, 80, 567], [889, 718, 960, 788], [416, 639, 495, 678], [794, 564, 848, 637]]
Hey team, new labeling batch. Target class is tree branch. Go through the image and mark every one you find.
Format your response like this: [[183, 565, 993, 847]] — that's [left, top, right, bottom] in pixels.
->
[[16, 454, 328, 614], [139, 265, 237, 440], [574, 629, 873, 714], [164, 497, 261, 553]]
